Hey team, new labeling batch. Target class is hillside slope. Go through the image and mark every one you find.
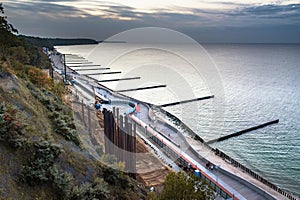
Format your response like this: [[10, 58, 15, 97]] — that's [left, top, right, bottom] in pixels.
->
[[0, 61, 147, 199], [19, 35, 98, 50]]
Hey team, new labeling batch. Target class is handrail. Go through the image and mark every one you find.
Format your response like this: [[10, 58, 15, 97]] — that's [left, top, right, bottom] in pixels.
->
[[215, 149, 298, 200]]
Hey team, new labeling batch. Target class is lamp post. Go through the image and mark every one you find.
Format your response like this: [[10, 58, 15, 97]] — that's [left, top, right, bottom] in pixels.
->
[[63, 54, 67, 83], [215, 165, 221, 184]]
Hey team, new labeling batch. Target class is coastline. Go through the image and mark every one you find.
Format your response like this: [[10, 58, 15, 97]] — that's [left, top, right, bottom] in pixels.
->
[[50, 50, 298, 200]]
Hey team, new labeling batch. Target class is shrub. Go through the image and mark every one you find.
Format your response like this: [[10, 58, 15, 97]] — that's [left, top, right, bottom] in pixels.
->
[[27, 84, 81, 146], [69, 178, 110, 200], [19, 141, 63, 186], [101, 154, 118, 166], [102, 166, 130, 190], [158, 172, 215, 200], [0, 101, 25, 148], [19, 140, 75, 198]]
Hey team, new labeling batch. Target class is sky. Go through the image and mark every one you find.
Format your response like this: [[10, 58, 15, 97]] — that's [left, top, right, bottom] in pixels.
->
[[2, 0, 300, 43]]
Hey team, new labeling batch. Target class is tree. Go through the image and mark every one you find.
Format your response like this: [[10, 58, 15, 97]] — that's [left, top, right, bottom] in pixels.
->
[[8, 46, 29, 64], [0, 3, 18, 34], [0, 3, 19, 59], [158, 171, 215, 200]]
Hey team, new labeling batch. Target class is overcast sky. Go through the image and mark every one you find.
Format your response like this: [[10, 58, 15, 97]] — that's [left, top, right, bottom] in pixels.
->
[[2, 0, 300, 43]]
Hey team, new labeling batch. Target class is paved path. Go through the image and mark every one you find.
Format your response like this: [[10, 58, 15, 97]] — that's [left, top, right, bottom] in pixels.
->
[[51, 53, 292, 200], [78, 79, 282, 200]]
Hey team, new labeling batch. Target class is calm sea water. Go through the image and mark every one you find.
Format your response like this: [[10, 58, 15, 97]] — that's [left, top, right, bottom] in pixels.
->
[[56, 44, 300, 196]]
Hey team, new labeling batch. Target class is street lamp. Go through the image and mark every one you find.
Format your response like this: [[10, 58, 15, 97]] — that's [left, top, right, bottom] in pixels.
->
[[63, 54, 67, 83], [215, 165, 221, 184]]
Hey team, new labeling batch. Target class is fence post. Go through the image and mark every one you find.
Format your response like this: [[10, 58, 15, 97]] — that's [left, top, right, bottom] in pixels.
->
[[81, 99, 85, 125], [88, 106, 91, 134]]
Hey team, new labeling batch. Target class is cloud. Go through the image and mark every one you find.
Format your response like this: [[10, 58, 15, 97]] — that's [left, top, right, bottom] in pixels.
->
[[231, 4, 300, 20], [4, 1, 87, 18], [5, 1, 300, 24], [98, 4, 144, 20], [243, 4, 300, 15], [2, 1, 300, 43]]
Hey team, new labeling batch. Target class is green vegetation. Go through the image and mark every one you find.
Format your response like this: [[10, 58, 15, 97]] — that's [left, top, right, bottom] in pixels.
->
[[27, 83, 80, 146], [0, 3, 19, 60], [10, 62, 65, 98], [0, 3, 147, 199], [149, 172, 215, 200], [69, 178, 110, 200], [1, 3, 50, 69], [0, 102, 26, 148], [0, 99, 146, 199], [1, 4, 214, 200], [19, 35, 98, 50], [19, 141, 64, 186]]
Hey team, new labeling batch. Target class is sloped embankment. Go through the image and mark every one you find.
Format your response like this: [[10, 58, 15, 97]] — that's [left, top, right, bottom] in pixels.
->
[[0, 68, 147, 199]]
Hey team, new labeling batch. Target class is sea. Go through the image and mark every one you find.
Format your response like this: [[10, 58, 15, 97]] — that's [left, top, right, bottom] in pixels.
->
[[56, 43, 300, 197]]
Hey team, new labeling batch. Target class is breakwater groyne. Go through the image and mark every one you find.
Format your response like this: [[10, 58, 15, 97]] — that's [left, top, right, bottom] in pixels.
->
[[207, 119, 280, 144], [51, 52, 299, 200], [98, 77, 141, 83], [159, 95, 214, 107], [116, 84, 167, 93]]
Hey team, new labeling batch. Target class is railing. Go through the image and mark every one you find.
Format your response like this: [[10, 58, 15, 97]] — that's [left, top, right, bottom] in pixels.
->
[[215, 148, 298, 200], [147, 103, 298, 200]]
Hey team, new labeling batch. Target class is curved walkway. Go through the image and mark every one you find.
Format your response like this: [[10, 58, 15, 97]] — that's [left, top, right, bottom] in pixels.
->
[[51, 53, 292, 200], [74, 76, 284, 200]]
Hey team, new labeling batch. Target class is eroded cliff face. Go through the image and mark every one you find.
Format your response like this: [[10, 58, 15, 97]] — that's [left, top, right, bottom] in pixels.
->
[[0, 66, 147, 200]]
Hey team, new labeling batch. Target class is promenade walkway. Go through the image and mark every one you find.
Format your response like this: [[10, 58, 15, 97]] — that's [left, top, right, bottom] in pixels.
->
[[51, 53, 294, 200], [94, 86, 281, 200]]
